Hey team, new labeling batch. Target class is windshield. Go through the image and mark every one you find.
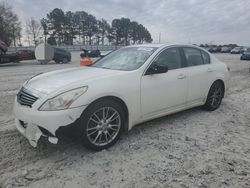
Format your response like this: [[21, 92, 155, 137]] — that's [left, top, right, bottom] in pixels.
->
[[246, 48, 250, 52], [90, 47, 157, 71]]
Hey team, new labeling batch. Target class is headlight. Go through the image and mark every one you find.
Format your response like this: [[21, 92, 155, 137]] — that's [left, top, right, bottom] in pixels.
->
[[39, 87, 88, 111]]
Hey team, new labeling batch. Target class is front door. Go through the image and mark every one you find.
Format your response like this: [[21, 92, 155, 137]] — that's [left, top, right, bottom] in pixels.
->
[[141, 47, 188, 117]]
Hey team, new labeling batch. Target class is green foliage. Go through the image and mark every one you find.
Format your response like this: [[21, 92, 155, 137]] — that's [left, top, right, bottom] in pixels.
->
[[41, 8, 153, 45]]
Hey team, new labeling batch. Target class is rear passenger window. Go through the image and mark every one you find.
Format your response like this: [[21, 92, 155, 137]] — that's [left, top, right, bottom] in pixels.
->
[[183, 47, 203, 66], [201, 50, 210, 64]]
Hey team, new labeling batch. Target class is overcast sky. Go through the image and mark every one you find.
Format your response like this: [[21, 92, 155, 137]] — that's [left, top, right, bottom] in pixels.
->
[[6, 0, 250, 45]]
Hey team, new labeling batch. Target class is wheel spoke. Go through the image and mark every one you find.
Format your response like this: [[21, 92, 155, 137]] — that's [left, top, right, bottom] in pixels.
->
[[88, 126, 98, 131], [90, 117, 100, 124], [93, 113, 101, 122], [87, 129, 98, 136], [105, 107, 109, 119], [98, 132, 103, 143], [108, 124, 119, 131], [107, 112, 119, 123], [93, 131, 102, 143], [106, 130, 112, 139], [102, 108, 106, 120], [104, 131, 109, 142]]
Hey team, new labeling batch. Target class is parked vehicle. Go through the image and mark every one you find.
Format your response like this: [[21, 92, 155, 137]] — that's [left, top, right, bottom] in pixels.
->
[[207, 46, 221, 53], [214, 46, 221, 53], [207, 47, 215, 53], [16, 50, 35, 60], [0, 53, 20, 64], [0, 40, 20, 64], [14, 44, 229, 150], [88, 49, 101, 57], [53, 47, 71, 64], [221, 47, 231, 53], [230, 47, 242, 54], [0, 40, 8, 53], [240, 48, 250, 60], [240, 47, 247, 54]]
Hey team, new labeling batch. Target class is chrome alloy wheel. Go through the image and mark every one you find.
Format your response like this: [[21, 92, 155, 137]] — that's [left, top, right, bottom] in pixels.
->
[[86, 107, 121, 146]]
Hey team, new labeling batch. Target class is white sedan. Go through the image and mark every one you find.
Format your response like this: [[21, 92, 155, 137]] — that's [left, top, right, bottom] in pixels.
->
[[14, 44, 229, 150]]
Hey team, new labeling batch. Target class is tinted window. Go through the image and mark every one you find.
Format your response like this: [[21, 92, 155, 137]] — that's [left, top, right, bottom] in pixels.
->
[[153, 48, 181, 70], [201, 50, 210, 64], [183, 47, 203, 66]]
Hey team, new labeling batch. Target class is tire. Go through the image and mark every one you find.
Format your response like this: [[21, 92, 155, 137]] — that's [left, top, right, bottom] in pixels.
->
[[62, 57, 68, 64], [55, 59, 60, 64], [204, 81, 224, 111], [78, 99, 125, 151], [38, 60, 49, 64]]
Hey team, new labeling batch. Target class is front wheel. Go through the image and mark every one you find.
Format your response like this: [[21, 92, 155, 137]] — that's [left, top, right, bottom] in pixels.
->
[[79, 100, 125, 151], [204, 81, 224, 111]]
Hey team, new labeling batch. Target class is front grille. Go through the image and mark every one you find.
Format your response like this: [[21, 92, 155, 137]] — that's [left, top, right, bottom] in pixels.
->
[[17, 87, 39, 107]]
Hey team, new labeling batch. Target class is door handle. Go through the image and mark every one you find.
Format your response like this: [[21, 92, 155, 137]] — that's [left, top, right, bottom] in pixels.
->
[[177, 74, 186, 79], [207, 68, 213, 72]]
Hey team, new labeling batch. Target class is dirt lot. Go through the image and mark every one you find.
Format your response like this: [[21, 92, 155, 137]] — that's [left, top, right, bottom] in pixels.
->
[[0, 53, 250, 188]]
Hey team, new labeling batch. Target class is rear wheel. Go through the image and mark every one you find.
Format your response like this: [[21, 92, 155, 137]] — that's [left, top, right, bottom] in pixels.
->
[[62, 57, 69, 64], [79, 99, 125, 151], [204, 81, 224, 111]]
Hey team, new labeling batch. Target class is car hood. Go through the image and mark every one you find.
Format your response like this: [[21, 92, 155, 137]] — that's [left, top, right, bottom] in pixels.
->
[[25, 67, 125, 94]]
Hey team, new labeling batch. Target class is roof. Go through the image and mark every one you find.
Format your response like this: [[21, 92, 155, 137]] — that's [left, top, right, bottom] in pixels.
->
[[128, 43, 199, 49]]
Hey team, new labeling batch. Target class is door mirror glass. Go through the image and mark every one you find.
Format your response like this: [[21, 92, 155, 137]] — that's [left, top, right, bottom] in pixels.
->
[[146, 64, 168, 75]]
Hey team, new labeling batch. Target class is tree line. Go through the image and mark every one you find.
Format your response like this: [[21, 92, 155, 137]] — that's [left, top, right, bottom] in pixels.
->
[[0, 3, 153, 47], [41, 8, 152, 46]]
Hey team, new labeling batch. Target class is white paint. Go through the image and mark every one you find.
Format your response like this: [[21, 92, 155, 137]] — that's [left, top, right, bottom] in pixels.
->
[[14, 44, 230, 147], [35, 43, 54, 61]]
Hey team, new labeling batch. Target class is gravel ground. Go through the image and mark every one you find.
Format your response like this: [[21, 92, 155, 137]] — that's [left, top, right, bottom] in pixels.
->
[[0, 53, 250, 188]]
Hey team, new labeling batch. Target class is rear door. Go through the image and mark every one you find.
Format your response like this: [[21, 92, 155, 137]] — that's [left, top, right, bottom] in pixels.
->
[[181, 47, 214, 104]]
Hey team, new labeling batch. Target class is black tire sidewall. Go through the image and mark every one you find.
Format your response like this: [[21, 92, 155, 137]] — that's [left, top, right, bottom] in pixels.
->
[[62, 57, 68, 64], [78, 99, 125, 151]]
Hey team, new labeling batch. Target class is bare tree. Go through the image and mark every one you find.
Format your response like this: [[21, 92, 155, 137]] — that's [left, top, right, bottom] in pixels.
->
[[0, 2, 21, 46], [26, 17, 41, 46]]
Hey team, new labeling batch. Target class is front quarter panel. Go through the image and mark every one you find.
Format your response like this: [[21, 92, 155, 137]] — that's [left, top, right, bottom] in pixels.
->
[[71, 71, 142, 130]]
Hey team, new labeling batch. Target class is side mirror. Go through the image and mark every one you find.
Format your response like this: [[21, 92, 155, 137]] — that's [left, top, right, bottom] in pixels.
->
[[145, 64, 168, 75]]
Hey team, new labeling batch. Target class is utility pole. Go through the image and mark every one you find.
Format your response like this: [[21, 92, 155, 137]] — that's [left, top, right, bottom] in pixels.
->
[[159, 32, 161, 43]]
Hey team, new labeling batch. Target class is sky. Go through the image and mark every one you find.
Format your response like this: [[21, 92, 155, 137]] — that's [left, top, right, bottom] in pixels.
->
[[5, 0, 250, 45]]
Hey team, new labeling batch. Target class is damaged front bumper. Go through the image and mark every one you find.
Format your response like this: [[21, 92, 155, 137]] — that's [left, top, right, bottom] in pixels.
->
[[15, 118, 46, 147], [14, 98, 86, 147]]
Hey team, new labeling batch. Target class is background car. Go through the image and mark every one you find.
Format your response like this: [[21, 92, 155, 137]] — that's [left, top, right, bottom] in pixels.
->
[[88, 49, 101, 57], [0, 40, 8, 53], [221, 47, 231, 53], [230, 47, 242, 54], [240, 48, 250, 60], [15, 50, 35, 60], [53, 47, 71, 63]]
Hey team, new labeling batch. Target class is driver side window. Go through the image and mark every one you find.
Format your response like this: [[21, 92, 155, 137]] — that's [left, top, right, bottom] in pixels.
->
[[153, 47, 181, 70]]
